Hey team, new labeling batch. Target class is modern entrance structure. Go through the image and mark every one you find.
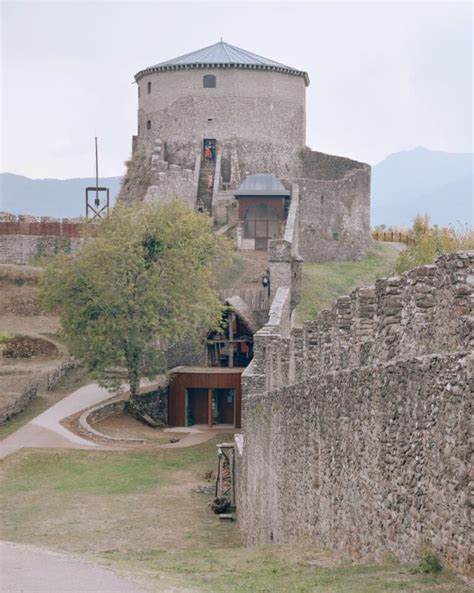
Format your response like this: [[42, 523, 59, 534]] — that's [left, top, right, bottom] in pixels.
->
[[168, 367, 243, 429], [119, 40, 372, 262]]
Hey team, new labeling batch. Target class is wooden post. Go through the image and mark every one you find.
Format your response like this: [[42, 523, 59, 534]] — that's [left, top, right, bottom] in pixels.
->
[[228, 312, 234, 368], [230, 448, 235, 505]]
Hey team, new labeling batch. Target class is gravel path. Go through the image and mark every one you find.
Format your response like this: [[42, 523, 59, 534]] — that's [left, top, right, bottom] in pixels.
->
[[0, 541, 150, 593]]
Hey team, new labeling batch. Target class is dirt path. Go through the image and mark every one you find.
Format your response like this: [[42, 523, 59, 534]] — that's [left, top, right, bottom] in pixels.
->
[[0, 541, 151, 593], [0, 383, 113, 459], [384, 241, 408, 252]]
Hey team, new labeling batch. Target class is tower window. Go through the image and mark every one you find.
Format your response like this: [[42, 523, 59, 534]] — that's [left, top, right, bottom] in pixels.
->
[[138, 85, 140, 98], [147, 120, 151, 130], [147, 81, 151, 94], [203, 75, 216, 88]]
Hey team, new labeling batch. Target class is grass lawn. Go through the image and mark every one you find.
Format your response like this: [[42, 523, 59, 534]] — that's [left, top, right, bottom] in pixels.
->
[[297, 243, 400, 322], [0, 442, 469, 593]]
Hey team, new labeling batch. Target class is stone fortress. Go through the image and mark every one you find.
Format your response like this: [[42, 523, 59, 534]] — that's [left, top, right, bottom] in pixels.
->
[[118, 40, 371, 262], [1, 41, 470, 576]]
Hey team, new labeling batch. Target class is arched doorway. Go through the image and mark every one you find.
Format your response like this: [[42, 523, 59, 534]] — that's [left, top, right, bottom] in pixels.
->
[[244, 203, 281, 250]]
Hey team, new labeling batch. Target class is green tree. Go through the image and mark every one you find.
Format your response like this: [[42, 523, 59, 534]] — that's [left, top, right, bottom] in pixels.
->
[[40, 202, 231, 407]]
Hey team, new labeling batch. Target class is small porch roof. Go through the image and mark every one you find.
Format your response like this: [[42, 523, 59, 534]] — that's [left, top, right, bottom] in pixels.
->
[[234, 173, 290, 197]]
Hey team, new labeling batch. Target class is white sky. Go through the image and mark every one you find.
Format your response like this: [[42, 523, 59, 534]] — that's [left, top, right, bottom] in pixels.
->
[[1, 1, 472, 178]]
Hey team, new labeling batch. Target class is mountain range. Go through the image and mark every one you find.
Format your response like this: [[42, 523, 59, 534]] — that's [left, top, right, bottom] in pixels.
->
[[0, 174, 121, 219], [1, 148, 472, 227], [371, 147, 472, 228]]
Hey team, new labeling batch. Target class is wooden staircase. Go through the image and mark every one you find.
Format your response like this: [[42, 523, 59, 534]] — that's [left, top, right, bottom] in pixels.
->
[[197, 158, 216, 214]]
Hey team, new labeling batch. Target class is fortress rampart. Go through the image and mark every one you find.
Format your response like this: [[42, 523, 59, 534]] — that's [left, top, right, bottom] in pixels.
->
[[237, 251, 473, 573], [0, 214, 93, 264]]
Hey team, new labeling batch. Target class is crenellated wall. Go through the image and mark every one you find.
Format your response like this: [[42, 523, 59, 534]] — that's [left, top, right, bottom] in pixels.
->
[[238, 251, 474, 573]]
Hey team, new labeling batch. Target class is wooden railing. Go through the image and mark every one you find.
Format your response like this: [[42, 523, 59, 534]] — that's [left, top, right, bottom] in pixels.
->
[[372, 230, 416, 246]]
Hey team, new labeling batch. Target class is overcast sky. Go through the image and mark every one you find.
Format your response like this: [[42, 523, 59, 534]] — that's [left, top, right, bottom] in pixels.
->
[[1, 1, 472, 179]]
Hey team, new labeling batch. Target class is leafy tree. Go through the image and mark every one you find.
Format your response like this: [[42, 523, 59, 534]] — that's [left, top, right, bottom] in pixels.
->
[[396, 214, 474, 273], [40, 202, 231, 407]]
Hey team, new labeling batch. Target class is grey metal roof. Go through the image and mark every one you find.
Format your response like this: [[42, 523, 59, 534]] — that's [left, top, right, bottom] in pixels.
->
[[235, 174, 290, 197], [135, 41, 309, 86]]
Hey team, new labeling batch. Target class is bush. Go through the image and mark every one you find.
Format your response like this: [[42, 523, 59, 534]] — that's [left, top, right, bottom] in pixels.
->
[[396, 214, 474, 274], [0, 331, 12, 348], [419, 552, 442, 573]]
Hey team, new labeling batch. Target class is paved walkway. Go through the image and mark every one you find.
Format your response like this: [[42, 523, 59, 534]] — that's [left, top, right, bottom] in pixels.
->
[[0, 384, 113, 460], [0, 541, 150, 593], [0, 384, 235, 459]]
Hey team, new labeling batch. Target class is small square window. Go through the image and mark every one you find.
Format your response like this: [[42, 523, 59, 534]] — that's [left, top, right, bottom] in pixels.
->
[[203, 75, 216, 88]]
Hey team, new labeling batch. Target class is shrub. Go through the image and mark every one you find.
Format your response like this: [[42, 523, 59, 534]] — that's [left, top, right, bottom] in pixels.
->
[[0, 331, 12, 351], [419, 552, 442, 573], [396, 214, 474, 273]]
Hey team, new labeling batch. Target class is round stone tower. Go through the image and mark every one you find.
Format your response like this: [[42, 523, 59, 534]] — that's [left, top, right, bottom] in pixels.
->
[[134, 41, 309, 163]]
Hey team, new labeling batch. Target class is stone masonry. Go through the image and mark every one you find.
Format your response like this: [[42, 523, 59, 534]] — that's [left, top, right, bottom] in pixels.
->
[[0, 214, 91, 265], [237, 251, 474, 574], [118, 41, 372, 263]]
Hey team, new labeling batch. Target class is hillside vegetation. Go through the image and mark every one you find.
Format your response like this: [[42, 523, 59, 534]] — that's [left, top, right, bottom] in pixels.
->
[[396, 215, 474, 273], [298, 243, 399, 322]]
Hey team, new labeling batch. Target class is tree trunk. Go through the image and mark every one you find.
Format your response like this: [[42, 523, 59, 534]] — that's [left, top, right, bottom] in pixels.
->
[[128, 368, 141, 412]]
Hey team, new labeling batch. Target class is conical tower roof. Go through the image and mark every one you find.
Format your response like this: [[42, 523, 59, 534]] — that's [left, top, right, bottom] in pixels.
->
[[135, 41, 309, 86]]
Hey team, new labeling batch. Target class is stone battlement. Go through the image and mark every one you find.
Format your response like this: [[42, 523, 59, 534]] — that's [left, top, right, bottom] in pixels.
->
[[238, 251, 474, 573]]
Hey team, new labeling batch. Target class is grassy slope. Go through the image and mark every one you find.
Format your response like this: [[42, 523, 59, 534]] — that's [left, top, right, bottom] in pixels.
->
[[298, 243, 400, 322], [0, 444, 469, 593]]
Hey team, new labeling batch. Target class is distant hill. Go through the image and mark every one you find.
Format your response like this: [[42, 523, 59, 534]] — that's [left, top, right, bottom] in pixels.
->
[[371, 147, 473, 228], [0, 173, 121, 218]]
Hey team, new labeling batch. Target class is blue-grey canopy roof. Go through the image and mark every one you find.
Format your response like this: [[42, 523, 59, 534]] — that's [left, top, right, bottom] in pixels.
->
[[135, 41, 309, 86], [235, 174, 290, 197]]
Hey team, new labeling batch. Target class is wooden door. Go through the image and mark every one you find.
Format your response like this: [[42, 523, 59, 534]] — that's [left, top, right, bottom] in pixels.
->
[[187, 388, 208, 425], [214, 389, 235, 425]]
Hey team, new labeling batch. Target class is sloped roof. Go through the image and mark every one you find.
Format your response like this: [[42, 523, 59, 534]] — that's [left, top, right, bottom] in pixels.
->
[[135, 41, 309, 86], [235, 173, 290, 197], [225, 296, 259, 335]]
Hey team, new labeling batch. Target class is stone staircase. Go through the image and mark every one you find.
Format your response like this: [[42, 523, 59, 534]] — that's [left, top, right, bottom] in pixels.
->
[[197, 158, 216, 213]]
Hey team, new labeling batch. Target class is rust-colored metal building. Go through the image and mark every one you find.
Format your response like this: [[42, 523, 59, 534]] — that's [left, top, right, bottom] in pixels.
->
[[168, 367, 244, 429]]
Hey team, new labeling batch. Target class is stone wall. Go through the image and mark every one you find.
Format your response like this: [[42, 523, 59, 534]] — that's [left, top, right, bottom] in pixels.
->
[[142, 138, 198, 208], [239, 352, 472, 571], [0, 383, 38, 425], [296, 153, 372, 262], [238, 252, 474, 573], [0, 214, 93, 265], [126, 384, 169, 426], [136, 68, 306, 156]]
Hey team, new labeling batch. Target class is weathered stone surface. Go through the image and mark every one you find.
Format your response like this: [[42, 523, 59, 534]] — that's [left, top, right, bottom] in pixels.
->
[[237, 252, 474, 574]]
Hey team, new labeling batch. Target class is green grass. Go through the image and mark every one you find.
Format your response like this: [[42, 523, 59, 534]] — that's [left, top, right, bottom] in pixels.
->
[[103, 546, 468, 593], [298, 243, 399, 322], [0, 443, 469, 593], [0, 446, 219, 496]]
